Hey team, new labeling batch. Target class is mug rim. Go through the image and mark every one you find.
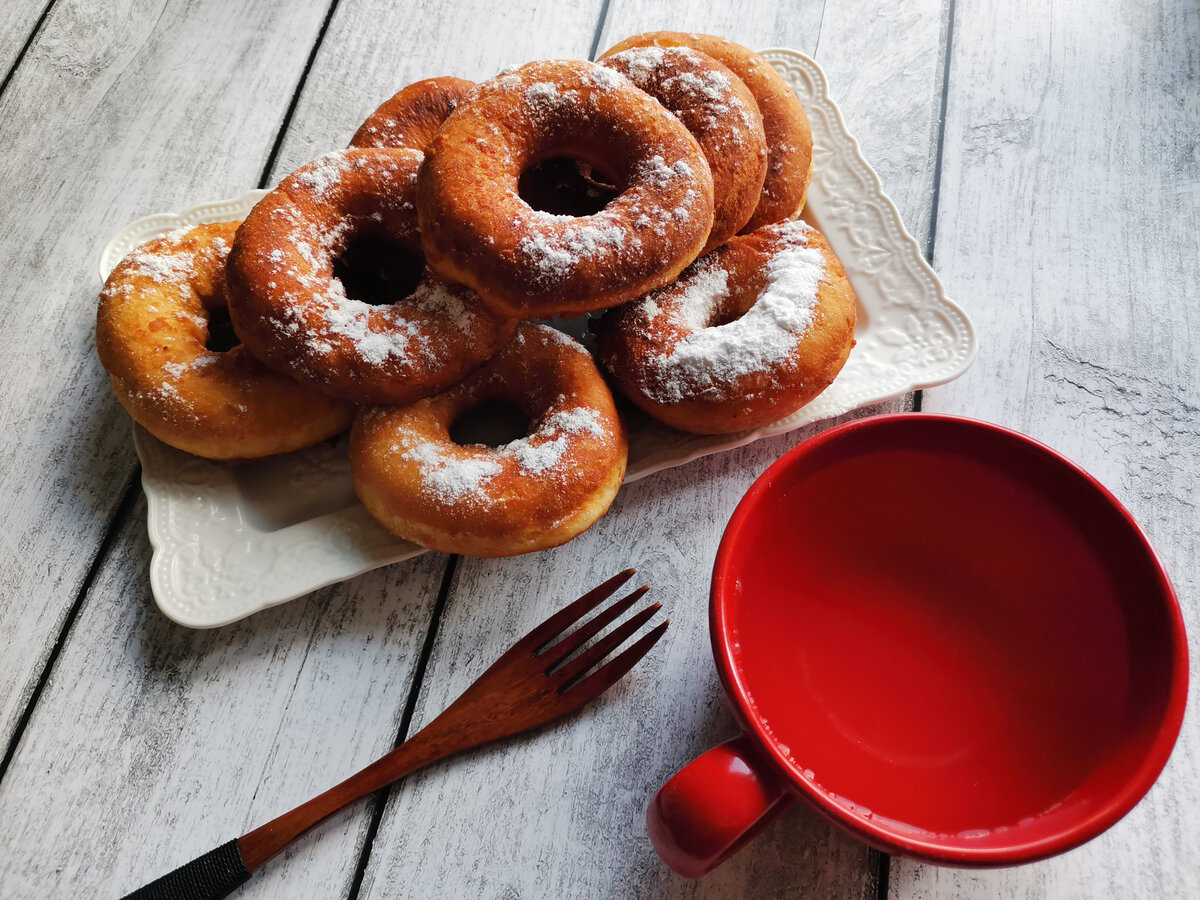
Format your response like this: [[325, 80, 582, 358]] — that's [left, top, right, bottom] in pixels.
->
[[709, 412, 1189, 864]]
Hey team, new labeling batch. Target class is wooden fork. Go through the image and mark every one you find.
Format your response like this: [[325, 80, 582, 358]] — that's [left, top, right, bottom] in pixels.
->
[[123, 570, 666, 899]]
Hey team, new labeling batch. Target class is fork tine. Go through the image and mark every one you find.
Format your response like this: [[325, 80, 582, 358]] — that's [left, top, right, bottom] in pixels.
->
[[521, 569, 636, 654], [540, 585, 650, 668], [559, 619, 670, 702], [551, 602, 663, 687]]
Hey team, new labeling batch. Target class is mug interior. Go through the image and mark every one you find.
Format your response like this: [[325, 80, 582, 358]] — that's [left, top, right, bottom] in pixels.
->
[[712, 414, 1187, 864]]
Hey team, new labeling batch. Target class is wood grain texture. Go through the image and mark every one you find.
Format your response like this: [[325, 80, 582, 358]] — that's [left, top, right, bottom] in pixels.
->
[[0, 0, 337, 749], [355, 1, 949, 895], [812, 0, 951, 253], [0, 2, 615, 898], [0, 0, 48, 84], [897, 0, 1200, 897], [267, 0, 607, 183], [0, 496, 450, 898]]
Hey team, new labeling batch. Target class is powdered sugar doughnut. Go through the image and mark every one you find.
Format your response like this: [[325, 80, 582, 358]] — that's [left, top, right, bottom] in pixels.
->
[[351, 323, 627, 557], [596, 221, 856, 434], [349, 77, 476, 152], [227, 148, 515, 406], [96, 222, 354, 460], [417, 59, 715, 318], [602, 32, 812, 232], [601, 45, 767, 253]]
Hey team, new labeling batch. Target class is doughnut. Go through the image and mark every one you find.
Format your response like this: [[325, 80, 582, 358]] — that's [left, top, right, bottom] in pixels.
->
[[601, 32, 812, 232], [417, 59, 715, 318], [96, 222, 354, 460], [227, 148, 516, 406], [601, 45, 767, 253], [349, 76, 476, 152], [351, 323, 627, 557], [350, 75, 615, 216], [596, 220, 856, 434]]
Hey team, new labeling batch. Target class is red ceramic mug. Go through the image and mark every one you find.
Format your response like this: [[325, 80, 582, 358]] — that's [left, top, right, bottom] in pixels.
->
[[648, 414, 1188, 876]]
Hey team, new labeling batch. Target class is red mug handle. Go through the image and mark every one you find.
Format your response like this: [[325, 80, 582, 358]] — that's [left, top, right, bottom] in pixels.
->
[[647, 735, 795, 878]]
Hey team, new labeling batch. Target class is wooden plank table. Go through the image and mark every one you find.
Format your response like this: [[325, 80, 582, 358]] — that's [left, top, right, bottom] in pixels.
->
[[0, 1, 1195, 897]]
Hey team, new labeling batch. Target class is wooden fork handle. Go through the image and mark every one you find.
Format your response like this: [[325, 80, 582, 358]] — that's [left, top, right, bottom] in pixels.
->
[[237, 728, 448, 870], [118, 839, 251, 900], [120, 730, 448, 898]]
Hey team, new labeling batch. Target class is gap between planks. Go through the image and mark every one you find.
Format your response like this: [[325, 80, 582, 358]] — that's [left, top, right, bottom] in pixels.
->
[[0, 469, 140, 786], [0, 1, 944, 891], [0, 0, 56, 105], [0, 0, 351, 794]]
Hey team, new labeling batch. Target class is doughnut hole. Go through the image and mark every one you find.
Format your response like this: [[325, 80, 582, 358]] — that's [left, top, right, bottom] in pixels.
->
[[705, 266, 770, 328], [349, 323, 628, 557], [226, 147, 515, 406], [332, 232, 425, 306], [204, 307, 242, 352], [191, 272, 242, 352], [595, 222, 857, 435], [416, 59, 715, 317], [95, 220, 355, 460], [449, 398, 530, 448], [518, 156, 620, 217]]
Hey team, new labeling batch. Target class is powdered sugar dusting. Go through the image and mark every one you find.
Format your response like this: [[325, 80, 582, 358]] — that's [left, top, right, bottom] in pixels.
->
[[294, 150, 353, 199], [663, 68, 733, 104], [525, 82, 560, 104], [603, 46, 758, 159], [544, 406, 606, 436], [253, 151, 485, 378], [398, 393, 611, 503], [640, 221, 827, 402], [584, 65, 625, 89], [517, 220, 628, 284], [404, 442, 502, 500], [609, 46, 667, 80], [640, 154, 694, 188], [159, 354, 217, 379], [298, 275, 478, 368], [497, 403, 610, 475], [607, 46, 736, 110], [538, 325, 593, 354], [661, 260, 730, 331], [319, 282, 416, 365], [507, 434, 569, 474], [125, 250, 195, 284], [118, 223, 224, 287]]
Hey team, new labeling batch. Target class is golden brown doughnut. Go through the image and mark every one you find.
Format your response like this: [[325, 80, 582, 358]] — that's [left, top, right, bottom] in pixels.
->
[[417, 59, 715, 318], [96, 222, 354, 460], [596, 221, 856, 434], [602, 32, 812, 231], [349, 76, 476, 152], [351, 75, 614, 215], [227, 148, 515, 406], [351, 323, 627, 557], [601, 45, 767, 253]]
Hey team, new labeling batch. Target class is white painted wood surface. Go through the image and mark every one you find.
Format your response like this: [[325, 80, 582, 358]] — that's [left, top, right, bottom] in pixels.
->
[[0, 0, 46, 78], [0, 497, 449, 898], [0, 0, 336, 748], [0, 0, 1195, 898], [894, 0, 1200, 897]]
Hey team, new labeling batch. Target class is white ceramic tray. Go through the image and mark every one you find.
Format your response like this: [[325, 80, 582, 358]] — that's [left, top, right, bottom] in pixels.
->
[[98, 49, 977, 628]]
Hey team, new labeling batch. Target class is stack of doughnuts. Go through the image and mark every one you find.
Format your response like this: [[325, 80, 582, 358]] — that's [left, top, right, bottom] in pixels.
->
[[95, 32, 857, 558]]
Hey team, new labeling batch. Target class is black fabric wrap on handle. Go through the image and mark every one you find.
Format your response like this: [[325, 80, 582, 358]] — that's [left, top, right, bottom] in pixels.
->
[[120, 839, 251, 900]]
